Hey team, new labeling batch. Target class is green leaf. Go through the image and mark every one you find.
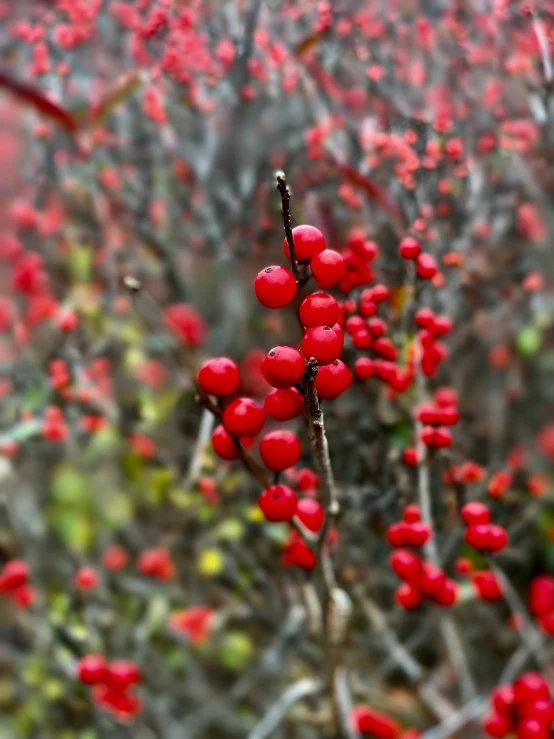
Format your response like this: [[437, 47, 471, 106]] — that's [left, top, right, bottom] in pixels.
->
[[516, 326, 541, 356], [219, 632, 253, 671]]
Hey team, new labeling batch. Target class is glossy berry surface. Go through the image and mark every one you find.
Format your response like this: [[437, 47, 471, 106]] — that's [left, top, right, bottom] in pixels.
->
[[77, 655, 108, 685], [258, 485, 298, 521], [299, 292, 339, 329], [399, 236, 421, 260], [264, 346, 305, 388], [259, 430, 301, 471], [284, 224, 326, 263], [295, 498, 324, 532], [315, 360, 352, 399], [310, 249, 346, 288], [264, 388, 304, 421], [222, 398, 265, 437], [301, 326, 342, 365], [211, 425, 241, 460], [197, 357, 240, 397], [254, 266, 296, 308]]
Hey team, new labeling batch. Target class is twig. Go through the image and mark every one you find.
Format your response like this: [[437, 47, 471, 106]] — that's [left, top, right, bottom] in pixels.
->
[[487, 557, 548, 669], [420, 695, 488, 739], [276, 172, 300, 282], [184, 407, 215, 489], [531, 10, 553, 86], [247, 678, 323, 739]]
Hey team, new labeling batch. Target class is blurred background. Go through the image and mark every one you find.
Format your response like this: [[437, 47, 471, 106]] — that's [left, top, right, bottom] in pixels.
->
[[0, 1, 553, 738]]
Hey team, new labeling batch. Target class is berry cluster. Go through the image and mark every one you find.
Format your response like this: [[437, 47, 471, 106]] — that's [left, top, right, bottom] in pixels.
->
[[461, 502, 508, 554], [0, 559, 34, 608], [483, 672, 553, 739], [390, 552, 457, 611], [417, 386, 459, 449], [76, 655, 142, 722]]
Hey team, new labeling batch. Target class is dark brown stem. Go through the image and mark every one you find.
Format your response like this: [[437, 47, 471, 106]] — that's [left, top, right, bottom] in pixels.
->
[[302, 360, 340, 550], [276, 172, 300, 283]]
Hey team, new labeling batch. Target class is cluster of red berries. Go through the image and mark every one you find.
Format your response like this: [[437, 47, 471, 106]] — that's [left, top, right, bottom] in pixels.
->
[[387, 506, 456, 610], [483, 672, 553, 739], [461, 502, 508, 554], [386, 504, 431, 549], [76, 655, 142, 721], [417, 386, 459, 449], [398, 235, 438, 281], [0, 559, 35, 608], [528, 575, 554, 635]]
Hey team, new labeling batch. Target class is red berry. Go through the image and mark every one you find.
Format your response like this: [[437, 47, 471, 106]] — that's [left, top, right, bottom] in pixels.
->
[[0, 560, 29, 591], [461, 502, 491, 526], [395, 582, 422, 610], [255, 266, 296, 308], [299, 292, 339, 328], [264, 388, 304, 421], [106, 660, 141, 690], [296, 498, 324, 532], [282, 538, 317, 570], [197, 357, 240, 397], [284, 225, 326, 264], [359, 299, 378, 317], [431, 315, 452, 336], [416, 253, 438, 280], [212, 424, 240, 460], [74, 566, 98, 591], [403, 504, 421, 523], [260, 430, 301, 471], [435, 406, 459, 426], [432, 427, 452, 448], [491, 685, 515, 715], [402, 447, 419, 466], [434, 386, 458, 407], [404, 522, 431, 548], [311, 250, 346, 288], [465, 524, 493, 551], [419, 561, 447, 598], [417, 404, 440, 425], [390, 549, 421, 583], [354, 706, 400, 739], [513, 673, 551, 706], [223, 398, 265, 437], [433, 578, 458, 607], [259, 485, 298, 522], [472, 570, 502, 601], [297, 468, 319, 492], [351, 329, 372, 350], [345, 316, 365, 334], [264, 346, 305, 388], [455, 557, 472, 575], [483, 712, 513, 738], [302, 326, 342, 365], [387, 522, 408, 547], [353, 357, 374, 381], [366, 284, 389, 303], [77, 654, 108, 685], [373, 337, 398, 361], [487, 524, 508, 553], [399, 236, 421, 260], [514, 719, 549, 739], [315, 359, 352, 399], [367, 317, 387, 337]]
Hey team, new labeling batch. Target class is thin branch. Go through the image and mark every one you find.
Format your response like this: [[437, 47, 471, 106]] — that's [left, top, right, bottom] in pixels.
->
[[487, 557, 548, 670], [276, 172, 300, 282], [247, 678, 323, 739], [531, 10, 553, 86]]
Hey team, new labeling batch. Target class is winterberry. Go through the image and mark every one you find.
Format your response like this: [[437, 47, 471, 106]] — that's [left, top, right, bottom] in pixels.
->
[[222, 398, 265, 437], [254, 266, 296, 308], [264, 346, 305, 388], [258, 485, 298, 521], [315, 360, 352, 399], [296, 498, 325, 532], [311, 249, 346, 288], [284, 225, 326, 263], [259, 430, 301, 471], [399, 236, 421, 260], [299, 292, 339, 328], [197, 357, 240, 397], [264, 388, 304, 421], [301, 326, 342, 365]]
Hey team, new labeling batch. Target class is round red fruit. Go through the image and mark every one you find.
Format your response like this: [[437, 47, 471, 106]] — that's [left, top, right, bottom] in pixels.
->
[[311, 249, 346, 288], [223, 398, 265, 437], [299, 292, 339, 329], [315, 360, 352, 399], [197, 357, 240, 397], [258, 485, 298, 522], [106, 660, 141, 690], [302, 326, 342, 365], [399, 236, 421, 260], [212, 425, 240, 460], [461, 501, 491, 526], [284, 224, 326, 263], [353, 357, 374, 381], [255, 266, 296, 308], [395, 582, 421, 610], [264, 346, 305, 388], [416, 253, 438, 280], [389, 549, 421, 583], [264, 388, 304, 421], [259, 430, 301, 471], [296, 498, 324, 532], [77, 654, 108, 685]]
